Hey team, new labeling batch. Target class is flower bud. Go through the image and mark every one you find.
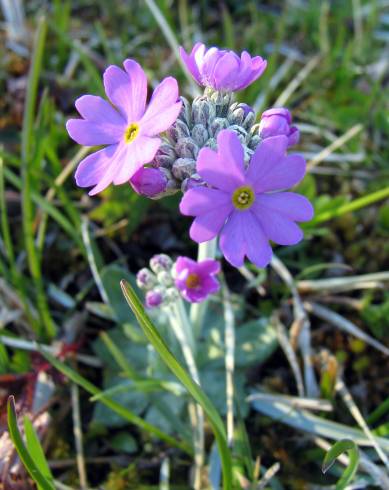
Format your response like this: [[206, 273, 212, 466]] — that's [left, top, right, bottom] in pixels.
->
[[172, 157, 196, 180], [258, 107, 299, 147], [209, 117, 228, 138], [145, 289, 164, 308], [167, 119, 190, 142], [130, 167, 168, 198], [165, 287, 180, 302], [191, 124, 209, 146], [136, 268, 156, 290], [192, 98, 216, 126], [177, 96, 192, 126], [150, 254, 173, 274], [175, 137, 199, 159], [157, 270, 173, 287]]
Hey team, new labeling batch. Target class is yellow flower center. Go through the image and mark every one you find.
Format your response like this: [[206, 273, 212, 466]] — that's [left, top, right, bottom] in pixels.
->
[[232, 185, 255, 210], [186, 273, 200, 289], [124, 123, 140, 143]]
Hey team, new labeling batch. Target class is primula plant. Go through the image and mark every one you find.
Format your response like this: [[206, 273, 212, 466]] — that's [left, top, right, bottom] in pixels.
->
[[3, 6, 389, 489], [64, 43, 317, 488]]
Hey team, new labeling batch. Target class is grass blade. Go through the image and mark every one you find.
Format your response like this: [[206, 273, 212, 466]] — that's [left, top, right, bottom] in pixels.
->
[[120, 280, 233, 490], [7, 396, 55, 490], [23, 416, 55, 486], [21, 16, 56, 339], [312, 186, 389, 225], [322, 439, 359, 490]]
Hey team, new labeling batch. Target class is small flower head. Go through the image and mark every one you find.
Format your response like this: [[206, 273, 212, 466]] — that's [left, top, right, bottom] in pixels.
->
[[130, 167, 168, 198], [67, 59, 182, 195], [258, 107, 299, 147], [174, 256, 220, 303], [179, 43, 267, 92], [145, 289, 164, 308], [180, 130, 313, 268]]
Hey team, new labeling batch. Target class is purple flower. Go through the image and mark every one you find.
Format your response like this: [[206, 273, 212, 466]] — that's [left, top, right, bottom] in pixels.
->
[[258, 107, 299, 147], [180, 130, 313, 268], [145, 290, 164, 308], [174, 257, 220, 303], [66, 59, 182, 195], [130, 167, 168, 198], [179, 43, 267, 92]]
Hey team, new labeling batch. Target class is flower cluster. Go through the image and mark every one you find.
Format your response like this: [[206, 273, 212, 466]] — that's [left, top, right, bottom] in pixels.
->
[[67, 42, 313, 278], [136, 254, 220, 306]]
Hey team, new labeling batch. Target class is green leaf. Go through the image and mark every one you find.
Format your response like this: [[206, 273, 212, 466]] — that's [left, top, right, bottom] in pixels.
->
[[120, 280, 233, 490], [322, 439, 359, 490], [109, 432, 138, 454], [23, 416, 55, 487], [40, 350, 191, 455], [7, 397, 55, 490]]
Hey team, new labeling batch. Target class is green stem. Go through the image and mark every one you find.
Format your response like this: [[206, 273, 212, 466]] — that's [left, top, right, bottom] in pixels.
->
[[190, 238, 218, 337], [168, 300, 204, 489]]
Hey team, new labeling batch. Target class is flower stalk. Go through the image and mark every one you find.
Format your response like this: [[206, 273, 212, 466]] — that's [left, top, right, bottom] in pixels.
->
[[166, 299, 204, 489], [190, 238, 217, 337]]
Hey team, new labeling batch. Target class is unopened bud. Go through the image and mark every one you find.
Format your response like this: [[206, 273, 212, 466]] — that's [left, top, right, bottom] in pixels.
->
[[136, 268, 156, 290], [145, 289, 164, 308], [130, 167, 168, 199], [258, 107, 299, 147], [150, 254, 173, 274]]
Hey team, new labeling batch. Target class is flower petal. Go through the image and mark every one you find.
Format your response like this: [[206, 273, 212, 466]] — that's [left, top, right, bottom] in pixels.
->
[[66, 119, 123, 146], [123, 59, 148, 120], [180, 186, 232, 216], [198, 259, 221, 276], [103, 60, 147, 121], [252, 204, 304, 245], [219, 212, 246, 267], [213, 52, 240, 90], [179, 44, 203, 84], [74, 95, 125, 126], [243, 212, 273, 267], [141, 101, 182, 136], [219, 211, 272, 268], [75, 145, 118, 189], [247, 135, 306, 192], [254, 192, 314, 222], [189, 205, 231, 242], [246, 135, 288, 183], [112, 136, 161, 185], [197, 130, 245, 191], [237, 55, 267, 90], [256, 154, 306, 193], [140, 77, 180, 134]]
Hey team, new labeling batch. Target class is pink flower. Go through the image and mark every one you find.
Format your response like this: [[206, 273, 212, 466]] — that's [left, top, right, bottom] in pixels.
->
[[174, 257, 220, 303], [180, 130, 314, 268], [180, 43, 267, 92], [66, 59, 182, 195]]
